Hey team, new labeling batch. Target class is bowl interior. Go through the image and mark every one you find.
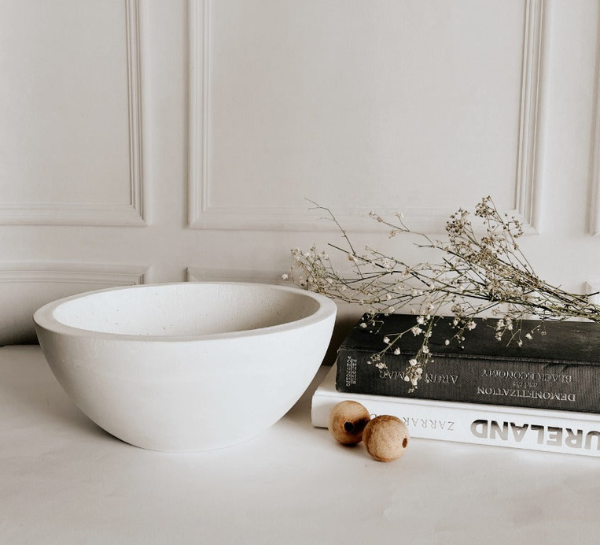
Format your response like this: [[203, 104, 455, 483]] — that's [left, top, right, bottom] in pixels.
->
[[50, 283, 322, 337]]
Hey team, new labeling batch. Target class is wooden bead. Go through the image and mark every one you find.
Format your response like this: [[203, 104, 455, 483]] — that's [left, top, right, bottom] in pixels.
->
[[363, 415, 409, 462], [328, 401, 371, 445]]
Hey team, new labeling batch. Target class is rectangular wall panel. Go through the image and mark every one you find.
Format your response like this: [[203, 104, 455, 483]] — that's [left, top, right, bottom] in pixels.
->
[[0, 0, 145, 226], [189, 0, 543, 232]]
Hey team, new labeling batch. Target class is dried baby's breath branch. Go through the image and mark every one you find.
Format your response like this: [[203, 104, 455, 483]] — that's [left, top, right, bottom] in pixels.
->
[[287, 196, 600, 390]]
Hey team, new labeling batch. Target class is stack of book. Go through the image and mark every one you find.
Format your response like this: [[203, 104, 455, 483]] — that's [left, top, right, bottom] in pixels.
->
[[311, 314, 600, 457]]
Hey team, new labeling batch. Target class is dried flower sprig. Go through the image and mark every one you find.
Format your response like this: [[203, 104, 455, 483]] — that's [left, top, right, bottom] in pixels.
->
[[289, 197, 600, 389]]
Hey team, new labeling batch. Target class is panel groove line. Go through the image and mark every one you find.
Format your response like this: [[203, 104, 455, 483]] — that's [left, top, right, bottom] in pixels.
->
[[188, 0, 545, 233], [590, 9, 600, 237], [0, 263, 149, 286], [0, 262, 148, 344], [0, 0, 146, 227], [186, 267, 286, 285]]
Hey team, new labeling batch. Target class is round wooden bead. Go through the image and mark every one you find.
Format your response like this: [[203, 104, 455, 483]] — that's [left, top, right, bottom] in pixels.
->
[[328, 401, 371, 445], [363, 415, 409, 462]]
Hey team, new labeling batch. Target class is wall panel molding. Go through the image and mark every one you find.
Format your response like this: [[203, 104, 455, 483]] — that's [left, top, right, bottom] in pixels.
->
[[188, 0, 209, 231], [0, 263, 149, 286], [516, 0, 545, 234], [0, 262, 148, 344], [125, 0, 145, 226], [592, 126, 600, 235], [0, 0, 146, 227], [590, 21, 600, 236], [188, 0, 545, 233], [186, 267, 286, 285]]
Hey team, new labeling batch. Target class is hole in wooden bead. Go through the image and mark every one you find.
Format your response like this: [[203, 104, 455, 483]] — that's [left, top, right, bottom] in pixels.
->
[[328, 401, 371, 445], [363, 415, 410, 462]]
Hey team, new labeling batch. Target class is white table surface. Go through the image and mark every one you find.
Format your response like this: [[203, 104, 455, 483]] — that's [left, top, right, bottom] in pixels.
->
[[2, 345, 600, 545]]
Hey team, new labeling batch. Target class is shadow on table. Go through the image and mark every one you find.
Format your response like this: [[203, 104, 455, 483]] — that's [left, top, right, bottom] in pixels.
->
[[283, 365, 330, 430]]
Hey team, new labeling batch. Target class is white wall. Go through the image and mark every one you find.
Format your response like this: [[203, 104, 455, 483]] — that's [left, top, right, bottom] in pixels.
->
[[1, 0, 599, 348]]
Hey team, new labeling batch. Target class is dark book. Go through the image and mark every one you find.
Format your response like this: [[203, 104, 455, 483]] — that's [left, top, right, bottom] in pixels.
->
[[336, 313, 600, 413]]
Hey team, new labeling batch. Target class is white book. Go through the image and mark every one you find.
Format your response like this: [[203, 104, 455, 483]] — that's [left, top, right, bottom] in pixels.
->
[[312, 364, 600, 457]]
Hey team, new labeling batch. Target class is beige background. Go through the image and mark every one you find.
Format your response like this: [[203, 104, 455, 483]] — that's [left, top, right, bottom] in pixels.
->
[[1, 0, 599, 345]]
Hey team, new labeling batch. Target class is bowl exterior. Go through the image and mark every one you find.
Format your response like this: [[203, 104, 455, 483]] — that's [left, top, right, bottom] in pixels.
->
[[35, 309, 335, 452]]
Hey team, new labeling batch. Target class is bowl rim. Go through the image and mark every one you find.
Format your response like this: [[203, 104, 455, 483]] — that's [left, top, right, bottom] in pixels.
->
[[33, 281, 337, 343]]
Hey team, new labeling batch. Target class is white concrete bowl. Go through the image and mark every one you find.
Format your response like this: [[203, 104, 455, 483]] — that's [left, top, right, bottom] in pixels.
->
[[34, 282, 336, 452]]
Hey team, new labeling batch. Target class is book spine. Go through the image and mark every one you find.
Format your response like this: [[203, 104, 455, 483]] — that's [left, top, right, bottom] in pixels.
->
[[311, 391, 600, 458], [336, 347, 600, 413]]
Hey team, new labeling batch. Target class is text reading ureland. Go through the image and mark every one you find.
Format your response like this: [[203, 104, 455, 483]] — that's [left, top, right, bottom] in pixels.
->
[[471, 420, 600, 451]]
